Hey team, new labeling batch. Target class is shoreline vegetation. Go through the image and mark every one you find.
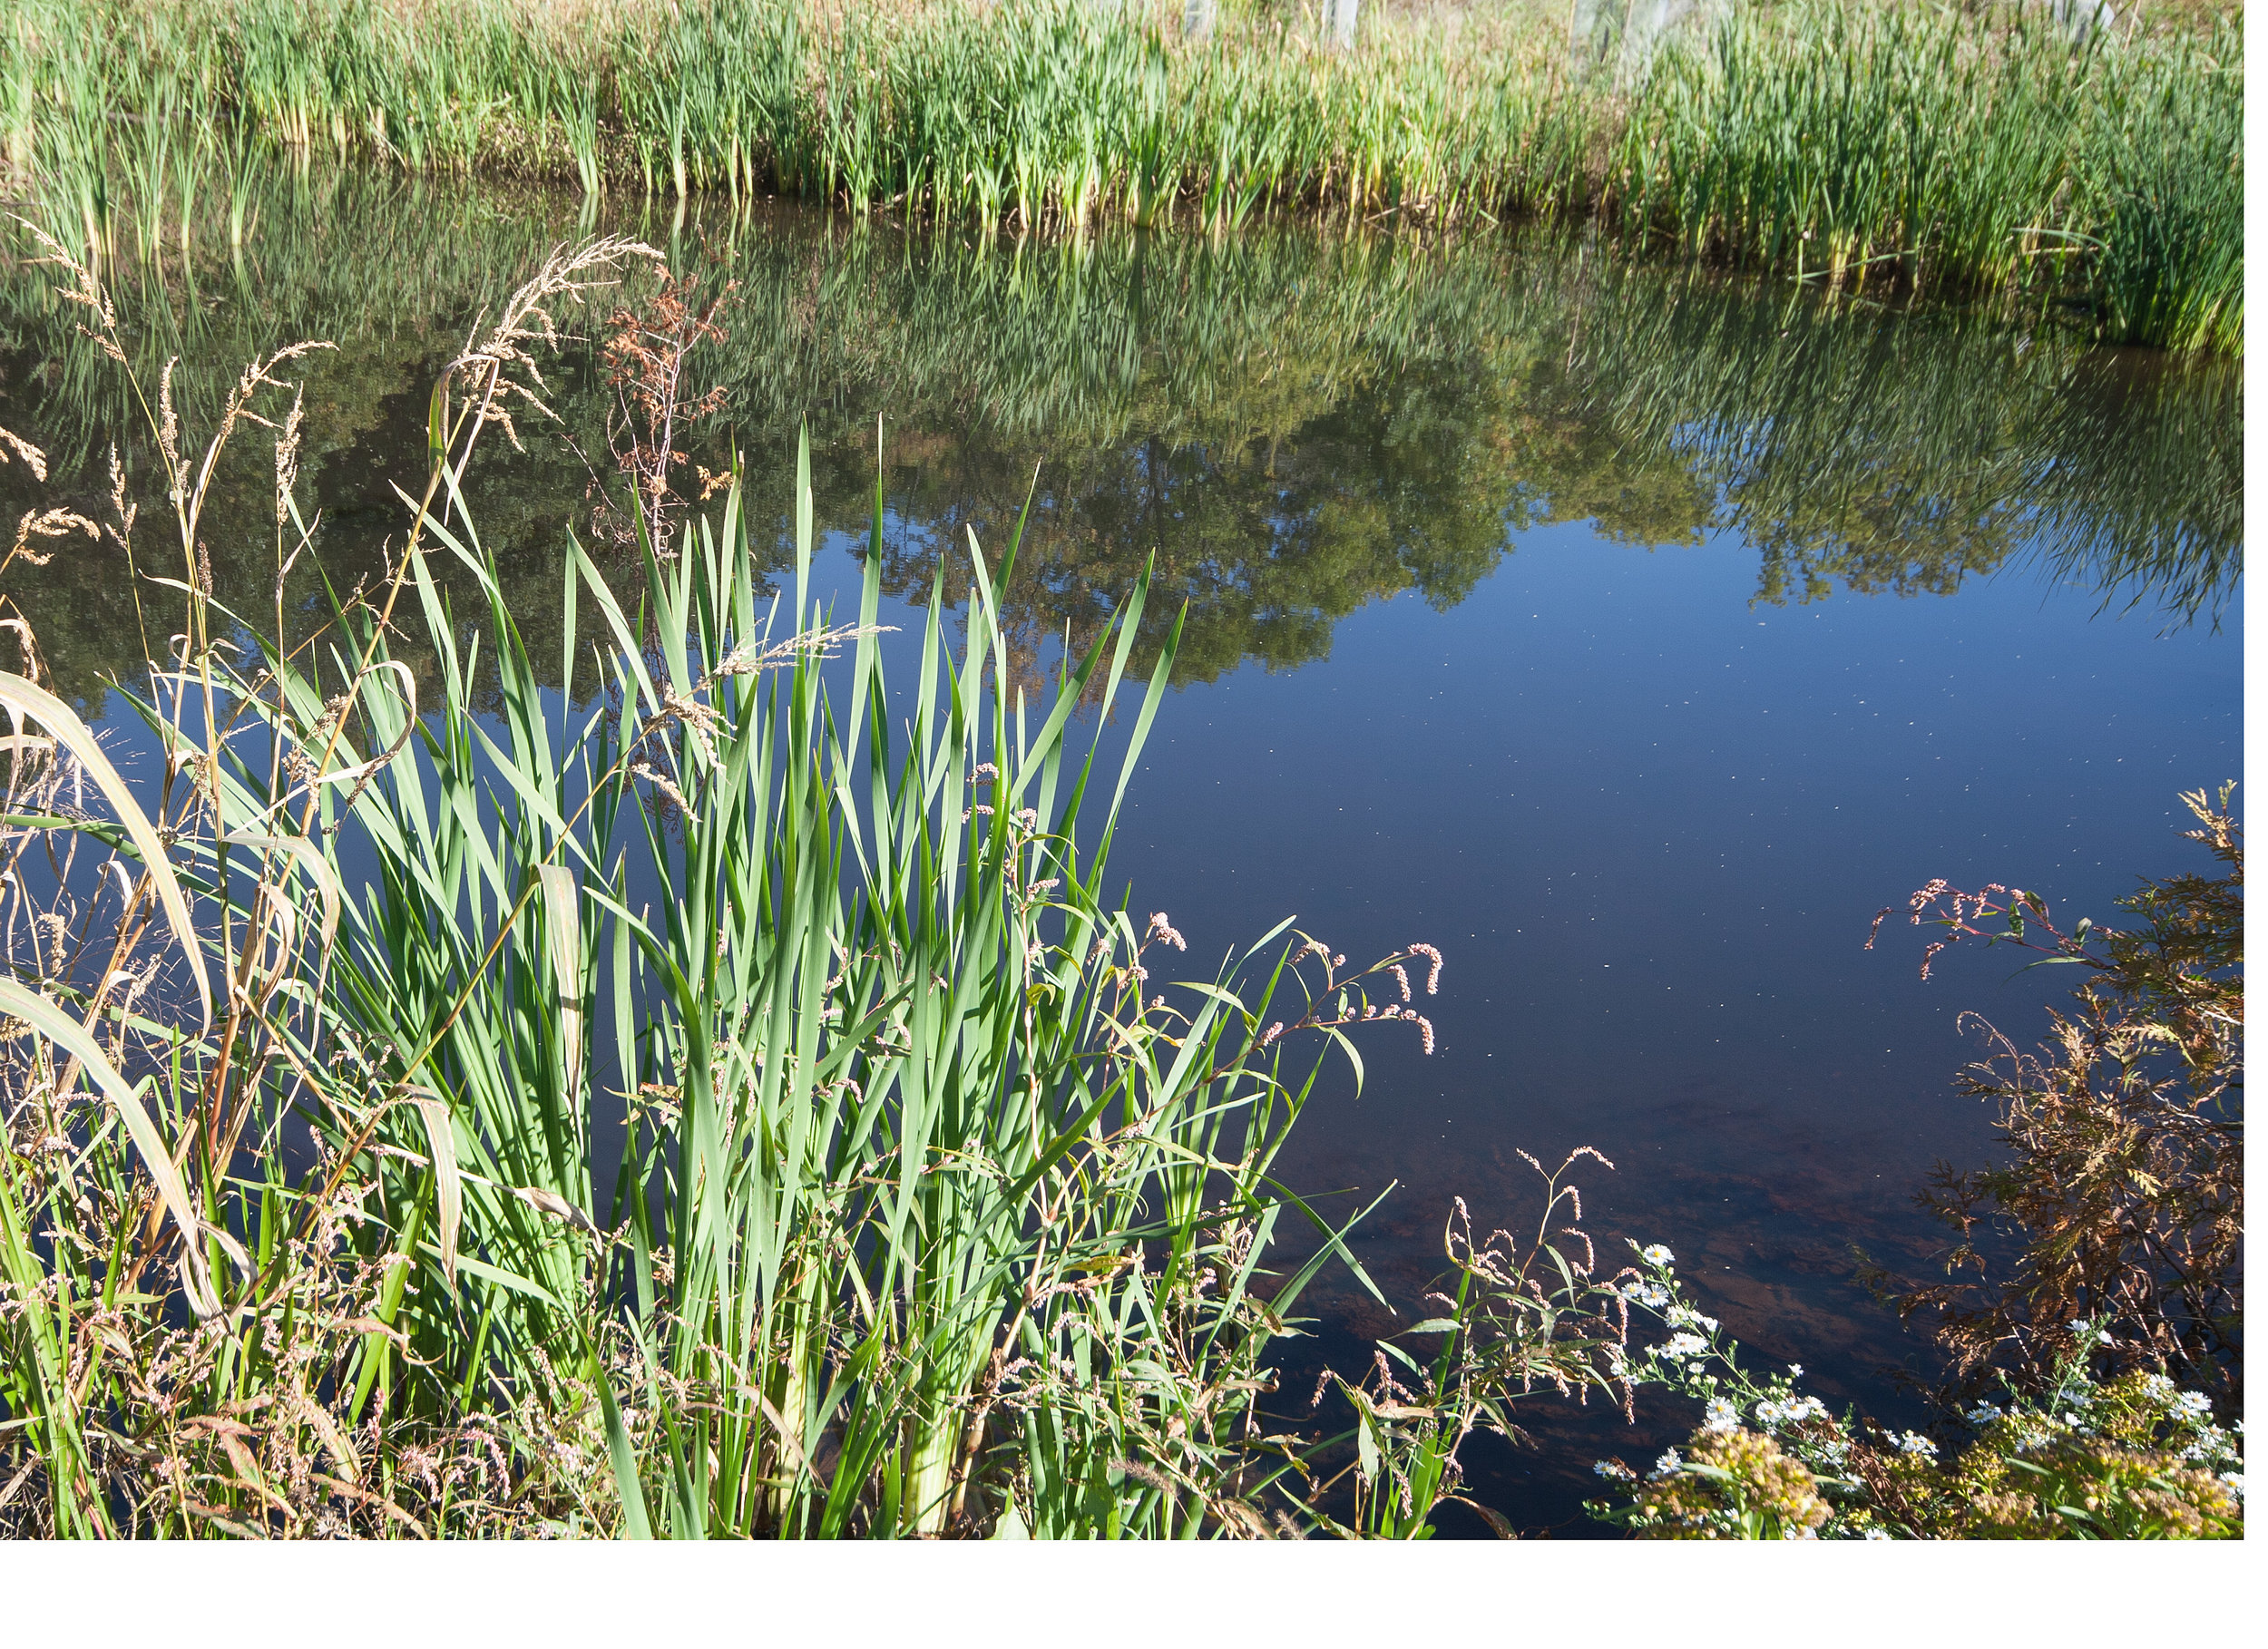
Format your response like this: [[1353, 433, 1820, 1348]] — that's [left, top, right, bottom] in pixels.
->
[[0, 0, 2245, 351], [0, 234, 1660, 1538], [0, 227, 2244, 1539], [1589, 786, 2244, 1539]]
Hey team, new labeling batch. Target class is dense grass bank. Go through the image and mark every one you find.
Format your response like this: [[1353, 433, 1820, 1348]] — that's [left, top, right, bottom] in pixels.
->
[[0, 1, 2244, 349]]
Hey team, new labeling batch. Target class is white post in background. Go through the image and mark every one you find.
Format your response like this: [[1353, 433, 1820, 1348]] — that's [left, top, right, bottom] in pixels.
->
[[1184, 0, 1215, 43], [2049, 0, 2116, 45], [1570, 0, 1725, 88], [1328, 0, 1360, 53], [1569, 0, 1626, 82]]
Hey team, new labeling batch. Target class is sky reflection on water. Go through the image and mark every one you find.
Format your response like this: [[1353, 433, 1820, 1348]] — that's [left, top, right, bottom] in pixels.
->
[[816, 499, 2238, 1527], [0, 181, 2242, 1529]]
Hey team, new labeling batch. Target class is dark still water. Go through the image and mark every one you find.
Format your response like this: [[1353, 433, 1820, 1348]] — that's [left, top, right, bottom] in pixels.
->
[[0, 175, 2241, 1532]]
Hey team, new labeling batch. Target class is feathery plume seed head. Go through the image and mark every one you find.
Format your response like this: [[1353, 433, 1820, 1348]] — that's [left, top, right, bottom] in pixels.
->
[[276, 385, 307, 517], [0, 424, 46, 482], [7, 507, 98, 568]]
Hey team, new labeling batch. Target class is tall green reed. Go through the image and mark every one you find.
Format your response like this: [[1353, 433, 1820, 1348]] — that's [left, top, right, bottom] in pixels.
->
[[0, 227, 1638, 1537], [0, 1, 2240, 348]]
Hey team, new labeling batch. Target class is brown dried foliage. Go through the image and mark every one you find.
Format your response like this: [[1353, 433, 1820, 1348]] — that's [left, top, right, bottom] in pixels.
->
[[1861, 785, 2243, 1406], [591, 265, 734, 556]]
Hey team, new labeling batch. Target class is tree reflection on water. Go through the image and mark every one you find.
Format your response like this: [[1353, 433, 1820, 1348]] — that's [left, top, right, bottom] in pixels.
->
[[0, 172, 2239, 713]]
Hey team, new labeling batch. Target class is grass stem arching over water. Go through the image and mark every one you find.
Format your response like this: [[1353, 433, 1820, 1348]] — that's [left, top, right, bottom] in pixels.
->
[[0, 0, 2244, 350]]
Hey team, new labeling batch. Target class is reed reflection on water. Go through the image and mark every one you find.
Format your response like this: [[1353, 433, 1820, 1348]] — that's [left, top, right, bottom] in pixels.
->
[[0, 171, 2238, 716]]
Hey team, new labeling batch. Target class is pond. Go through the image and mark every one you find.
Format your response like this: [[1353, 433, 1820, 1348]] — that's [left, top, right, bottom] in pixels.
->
[[0, 171, 2241, 1533]]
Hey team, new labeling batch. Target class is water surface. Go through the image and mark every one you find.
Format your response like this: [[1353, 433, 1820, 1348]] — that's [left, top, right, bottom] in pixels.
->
[[0, 176, 2241, 1531]]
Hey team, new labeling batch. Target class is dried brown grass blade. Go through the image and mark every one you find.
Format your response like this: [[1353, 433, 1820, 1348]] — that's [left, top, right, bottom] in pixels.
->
[[0, 977, 220, 1318], [406, 1090, 463, 1288], [535, 864, 582, 1106], [0, 672, 211, 1030]]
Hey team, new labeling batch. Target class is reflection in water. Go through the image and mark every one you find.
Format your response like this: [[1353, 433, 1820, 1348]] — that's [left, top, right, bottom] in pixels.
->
[[0, 180, 2242, 1529], [0, 172, 2240, 714]]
